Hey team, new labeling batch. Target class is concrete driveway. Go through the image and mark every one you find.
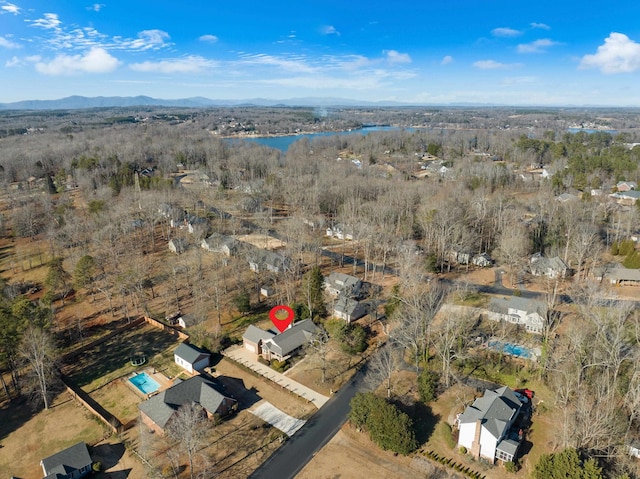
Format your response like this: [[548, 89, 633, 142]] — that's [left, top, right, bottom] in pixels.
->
[[223, 345, 330, 408], [250, 400, 306, 437]]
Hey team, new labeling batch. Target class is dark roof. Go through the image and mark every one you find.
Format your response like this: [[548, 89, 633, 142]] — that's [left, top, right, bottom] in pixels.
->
[[174, 343, 210, 365], [41, 442, 92, 477], [139, 376, 235, 429], [262, 318, 317, 357], [243, 324, 276, 344]]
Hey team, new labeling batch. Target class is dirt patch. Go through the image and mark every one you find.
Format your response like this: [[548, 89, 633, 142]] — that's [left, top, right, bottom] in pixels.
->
[[236, 233, 287, 250], [297, 424, 422, 479]]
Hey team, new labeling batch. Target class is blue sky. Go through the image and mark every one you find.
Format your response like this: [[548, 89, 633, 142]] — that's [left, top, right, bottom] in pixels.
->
[[2, 1, 640, 105]]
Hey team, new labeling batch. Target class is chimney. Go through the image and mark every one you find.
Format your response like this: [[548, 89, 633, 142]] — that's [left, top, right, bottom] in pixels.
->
[[470, 419, 482, 458]]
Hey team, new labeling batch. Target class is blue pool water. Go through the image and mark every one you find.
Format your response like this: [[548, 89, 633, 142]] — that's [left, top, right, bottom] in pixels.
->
[[129, 372, 160, 394], [488, 341, 532, 359]]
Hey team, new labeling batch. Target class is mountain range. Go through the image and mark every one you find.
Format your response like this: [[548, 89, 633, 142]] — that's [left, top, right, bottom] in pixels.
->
[[0, 95, 424, 110]]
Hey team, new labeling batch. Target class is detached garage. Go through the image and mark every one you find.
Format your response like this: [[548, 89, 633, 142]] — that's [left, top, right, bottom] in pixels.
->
[[174, 343, 211, 374]]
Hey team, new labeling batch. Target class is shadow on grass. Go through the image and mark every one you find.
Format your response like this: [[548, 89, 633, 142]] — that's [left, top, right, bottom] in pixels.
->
[[0, 396, 37, 443], [63, 326, 180, 388], [391, 399, 440, 445]]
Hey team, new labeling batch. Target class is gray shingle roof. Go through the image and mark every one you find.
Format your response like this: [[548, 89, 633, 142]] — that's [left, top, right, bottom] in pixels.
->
[[497, 438, 520, 456], [325, 272, 361, 295], [489, 296, 546, 316], [41, 442, 91, 477], [139, 376, 235, 428], [333, 296, 363, 316], [174, 343, 210, 365], [458, 386, 522, 440], [243, 324, 276, 344], [262, 318, 317, 357]]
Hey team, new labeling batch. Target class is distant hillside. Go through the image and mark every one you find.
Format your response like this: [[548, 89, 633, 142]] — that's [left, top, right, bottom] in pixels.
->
[[0, 95, 414, 111]]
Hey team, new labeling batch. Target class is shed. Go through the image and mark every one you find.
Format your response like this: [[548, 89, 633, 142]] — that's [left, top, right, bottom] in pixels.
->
[[174, 343, 211, 374]]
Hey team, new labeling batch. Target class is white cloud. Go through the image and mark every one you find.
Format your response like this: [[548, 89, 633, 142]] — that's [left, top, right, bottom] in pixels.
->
[[199, 34, 218, 43], [320, 25, 340, 36], [34, 47, 119, 75], [130, 56, 217, 74], [87, 4, 105, 12], [128, 29, 170, 50], [473, 59, 521, 69], [441, 55, 453, 65], [5, 55, 20, 67], [491, 27, 522, 37], [1, 2, 19, 14], [501, 76, 537, 85], [29, 13, 62, 30], [517, 39, 560, 53], [384, 50, 411, 64], [580, 32, 640, 73], [238, 53, 317, 73], [531, 22, 550, 30], [0, 35, 19, 48]]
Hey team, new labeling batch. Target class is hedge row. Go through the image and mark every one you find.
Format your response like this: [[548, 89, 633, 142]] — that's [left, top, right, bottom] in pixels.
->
[[424, 450, 485, 479]]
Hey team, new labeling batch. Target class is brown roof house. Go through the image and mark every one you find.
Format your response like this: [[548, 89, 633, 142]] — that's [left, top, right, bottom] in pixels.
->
[[41, 442, 92, 479], [139, 375, 237, 434]]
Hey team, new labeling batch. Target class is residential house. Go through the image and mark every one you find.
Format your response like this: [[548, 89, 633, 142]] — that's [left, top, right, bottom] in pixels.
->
[[448, 248, 472, 265], [247, 250, 291, 274], [139, 375, 237, 434], [201, 233, 239, 256], [242, 324, 276, 356], [326, 224, 353, 241], [472, 253, 494, 267], [324, 272, 362, 298], [158, 203, 186, 228], [332, 297, 367, 323], [185, 214, 209, 236], [529, 253, 569, 279], [607, 267, 640, 286], [610, 190, 640, 205], [556, 193, 579, 203], [260, 285, 276, 298], [168, 238, 188, 254], [457, 386, 524, 464], [40, 442, 92, 479], [174, 343, 211, 374], [261, 319, 318, 362], [487, 296, 546, 334], [616, 181, 637, 192]]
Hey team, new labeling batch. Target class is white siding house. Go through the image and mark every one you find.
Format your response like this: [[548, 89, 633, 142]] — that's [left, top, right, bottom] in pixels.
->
[[174, 343, 211, 374]]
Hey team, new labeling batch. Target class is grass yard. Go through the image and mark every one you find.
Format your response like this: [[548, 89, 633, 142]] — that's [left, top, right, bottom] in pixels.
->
[[0, 393, 107, 479], [89, 378, 142, 427], [62, 323, 182, 392]]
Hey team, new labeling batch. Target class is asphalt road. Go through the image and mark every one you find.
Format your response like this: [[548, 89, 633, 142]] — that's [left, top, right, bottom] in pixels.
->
[[248, 362, 374, 479]]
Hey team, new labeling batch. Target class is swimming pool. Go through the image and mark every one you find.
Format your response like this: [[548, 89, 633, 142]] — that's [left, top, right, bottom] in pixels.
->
[[488, 341, 533, 359], [129, 372, 160, 394]]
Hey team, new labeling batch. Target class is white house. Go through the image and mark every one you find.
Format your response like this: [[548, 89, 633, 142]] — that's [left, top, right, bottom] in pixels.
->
[[41, 442, 93, 479], [487, 297, 546, 334], [457, 386, 524, 463], [174, 343, 211, 374], [168, 238, 188, 254]]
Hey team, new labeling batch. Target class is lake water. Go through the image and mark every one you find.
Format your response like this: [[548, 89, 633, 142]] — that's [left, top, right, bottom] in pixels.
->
[[226, 126, 411, 152], [566, 128, 618, 134]]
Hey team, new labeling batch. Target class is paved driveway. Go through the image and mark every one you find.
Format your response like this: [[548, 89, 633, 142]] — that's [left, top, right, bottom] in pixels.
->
[[223, 345, 330, 408], [250, 401, 306, 437]]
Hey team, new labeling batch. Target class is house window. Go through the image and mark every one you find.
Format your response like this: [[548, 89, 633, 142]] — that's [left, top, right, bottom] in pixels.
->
[[496, 449, 513, 462]]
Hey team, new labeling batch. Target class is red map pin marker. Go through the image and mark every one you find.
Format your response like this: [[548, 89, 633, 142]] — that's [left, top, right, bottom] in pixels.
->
[[269, 305, 294, 333]]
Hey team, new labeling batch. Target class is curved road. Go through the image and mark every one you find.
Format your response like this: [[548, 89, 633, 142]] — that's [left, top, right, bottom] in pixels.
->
[[249, 361, 374, 479]]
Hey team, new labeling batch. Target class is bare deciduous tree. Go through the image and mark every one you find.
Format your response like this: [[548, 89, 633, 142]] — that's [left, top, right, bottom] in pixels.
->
[[19, 326, 58, 410]]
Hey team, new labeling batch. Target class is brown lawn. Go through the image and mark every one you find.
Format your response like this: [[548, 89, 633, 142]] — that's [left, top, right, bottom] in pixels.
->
[[0, 393, 107, 479]]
